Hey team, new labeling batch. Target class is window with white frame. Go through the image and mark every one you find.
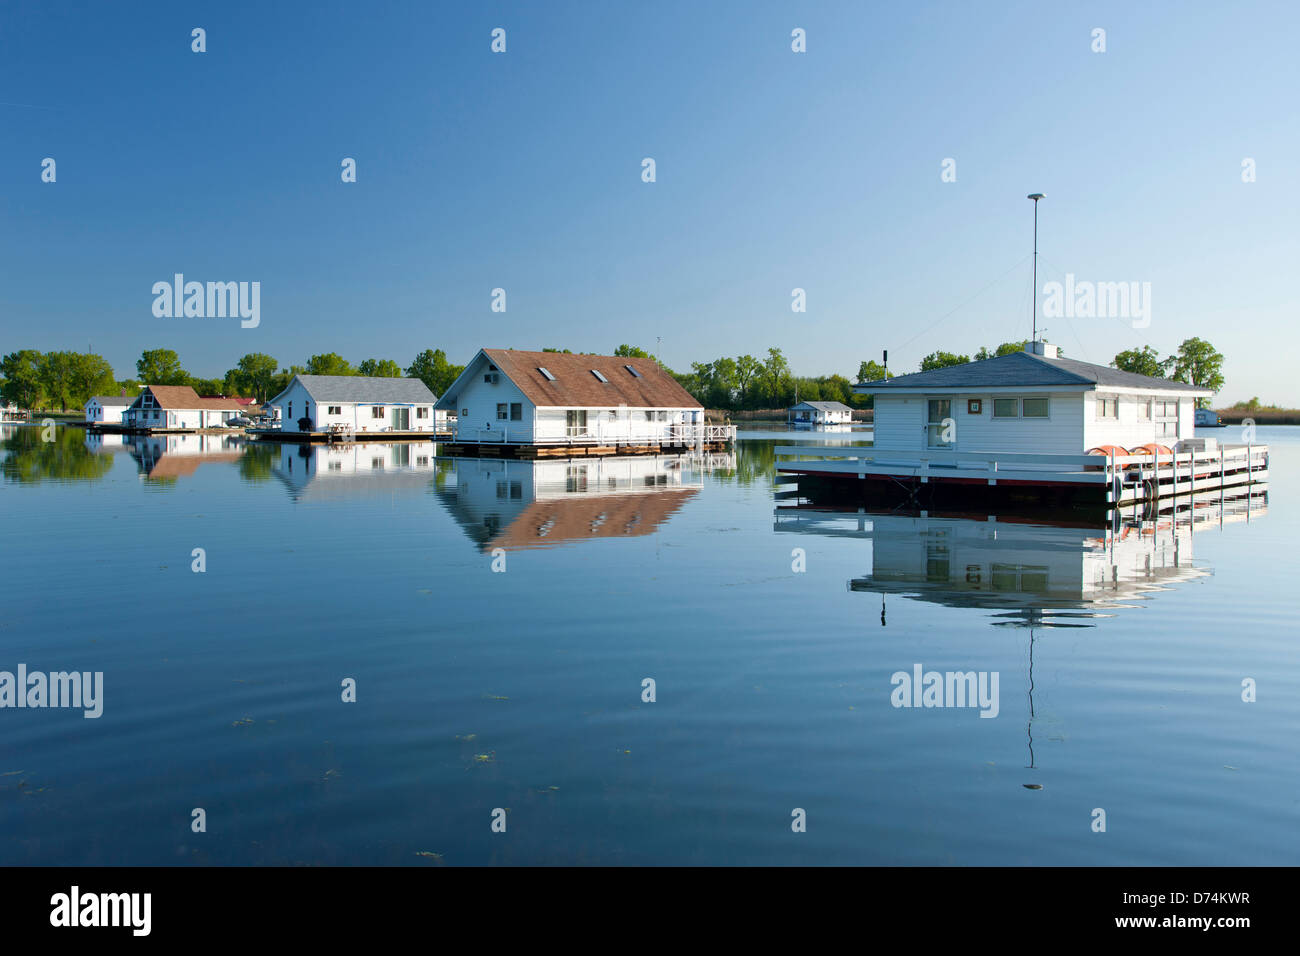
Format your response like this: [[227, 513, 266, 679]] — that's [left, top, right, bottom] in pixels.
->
[[328, 405, 341, 415], [370, 406, 384, 419], [497, 403, 508, 420], [993, 397, 1049, 418], [416, 407, 429, 419], [1136, 400, 1151, 421], [1096, 396, 1118, 419]]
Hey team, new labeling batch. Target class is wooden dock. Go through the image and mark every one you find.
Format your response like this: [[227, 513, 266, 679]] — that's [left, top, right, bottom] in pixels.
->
[[775, 443, 1269, 511]]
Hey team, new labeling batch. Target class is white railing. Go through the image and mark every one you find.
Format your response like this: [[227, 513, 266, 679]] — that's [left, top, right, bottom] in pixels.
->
[[450, 421, 737, 445]]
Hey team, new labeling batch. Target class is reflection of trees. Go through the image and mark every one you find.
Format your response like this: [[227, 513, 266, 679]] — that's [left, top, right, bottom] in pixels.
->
[[238, 443, 276, 482], [711, 440, 778, 486], [1, 427, 114, 483]]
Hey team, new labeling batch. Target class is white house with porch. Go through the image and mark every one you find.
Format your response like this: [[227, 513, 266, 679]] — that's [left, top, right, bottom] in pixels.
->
[[266, 375, 442, 435], [434, 349, 727, 447], [860, 342, 1209, 455], [122, 386, 247, 431]]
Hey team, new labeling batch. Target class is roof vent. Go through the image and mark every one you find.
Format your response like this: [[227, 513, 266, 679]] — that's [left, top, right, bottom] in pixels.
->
[[1025, 341, 1059, 358]]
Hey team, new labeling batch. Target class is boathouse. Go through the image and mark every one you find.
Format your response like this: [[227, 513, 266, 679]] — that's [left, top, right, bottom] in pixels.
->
[[122, 386, 247, 432], [84, 395, 133, 425], [434, 349, 734, 457], [777, 342, 1267, 510], [789, 400, 853, 425], [264, 374, 443, 440]]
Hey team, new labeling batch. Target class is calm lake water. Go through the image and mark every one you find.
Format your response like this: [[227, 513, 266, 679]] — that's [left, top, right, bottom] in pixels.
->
[[1, 424, 1296, 865]]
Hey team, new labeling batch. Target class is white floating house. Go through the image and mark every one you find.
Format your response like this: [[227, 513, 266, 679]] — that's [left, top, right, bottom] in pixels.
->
[[778, 342, 1266, 508], [434, 349, 733, 454], [122, 386, 247, 432], [862, 342, 1211, 454], [84, 395, 134, 425], [272, 441, 439, 501], [265, 374, 442, 438], [789, 400, 853, 425]]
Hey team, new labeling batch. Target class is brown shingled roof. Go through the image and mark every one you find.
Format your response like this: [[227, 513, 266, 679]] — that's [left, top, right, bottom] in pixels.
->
[[141, 385, 247, 410], [481, 488, 698, 551], [482, 350, 702, 409]]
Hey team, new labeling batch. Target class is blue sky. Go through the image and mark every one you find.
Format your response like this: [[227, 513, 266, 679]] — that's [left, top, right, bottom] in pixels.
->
[[2, 0, 1296, 402]]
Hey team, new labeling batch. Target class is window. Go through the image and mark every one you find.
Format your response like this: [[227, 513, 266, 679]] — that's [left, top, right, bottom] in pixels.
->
[[966, 399, 982, 414], [591, 369, 609, 383], [1096, 397, 1118, 419], [328, 405, 341, 415], [625, 365, 642, 378], [371, 406, 384, 419], [328, 461, 342, 471], [461, 408, 468, 417], [644, 411, 655, 421], [538, 367, 556, 381], [566, 409, 588, 436], [926, 398, 953, 448], [287, 402, 292, 418], [657, 410, 667, 422], [1136, 400, 1151, 421], [416, 407, 429, 419], [993, 397, 1048, 418], [371, 457, 384, 469], [497, 403, 508, 420], [510, 403, 522, 421]]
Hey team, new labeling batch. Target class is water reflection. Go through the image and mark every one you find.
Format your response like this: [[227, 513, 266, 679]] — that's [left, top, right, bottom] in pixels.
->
[[272, 441, 444, 501], [126, 432, 245, 482], [776, 489, 1267, 621], [1, 424, 114, 483], [435, 453, 733, 551]]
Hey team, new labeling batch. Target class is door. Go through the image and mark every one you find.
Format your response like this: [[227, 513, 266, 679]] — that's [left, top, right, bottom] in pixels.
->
[[392, 407, 409, 430], [926, 399, 953, 449]]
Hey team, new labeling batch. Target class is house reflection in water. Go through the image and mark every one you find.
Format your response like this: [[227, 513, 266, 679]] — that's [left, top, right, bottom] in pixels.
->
[[272, 441, 439, 501], [775, 489, 1267, 620], [126, 432, 244, 480], [436, 454, 732, 551]]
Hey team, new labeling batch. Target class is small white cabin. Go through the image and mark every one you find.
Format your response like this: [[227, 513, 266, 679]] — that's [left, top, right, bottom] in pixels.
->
[[84, 395, 133, 425], [789, 401, 853, 425], [434, 349, 706, 445], [856, 342, 1211, 456], [266, 374, 441, 435]]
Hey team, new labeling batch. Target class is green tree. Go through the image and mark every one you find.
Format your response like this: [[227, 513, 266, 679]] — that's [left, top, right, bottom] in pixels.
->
[[613, 344, 649, 358], [856, 360, 891, 383], [759, 348, 793, 406], [358, 358, 404, 378], [542, 347, 572, 353], [975, 341, 1026, 361], [187, 377, 226, 396], [2, 350, 45, 410], [735, 355, 761, 407], [920, 351, 970, 372], [38, 351, 76, 410], [66, 352, 117, 408], [137, 349, 188, 385], [269, 365, 307, 397], [1167, 337, 1225, 406], [305, 353, 357, 376], [226, 353, 279, 401], [406, 349, 464, 397], [1111, 345, 1167, 378]]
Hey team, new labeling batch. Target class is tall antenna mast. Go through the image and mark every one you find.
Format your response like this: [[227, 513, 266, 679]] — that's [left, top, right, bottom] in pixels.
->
[[1027, 193, 1045, 342]]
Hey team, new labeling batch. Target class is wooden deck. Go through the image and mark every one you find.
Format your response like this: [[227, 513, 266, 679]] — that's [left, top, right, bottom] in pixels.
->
[[776, 443, 1269, 510]]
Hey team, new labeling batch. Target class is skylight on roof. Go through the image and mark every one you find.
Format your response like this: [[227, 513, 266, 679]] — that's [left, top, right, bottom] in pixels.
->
[[625, 365, 642, 378], [591, 370, 609, 383], [538, 367, 556, 381]]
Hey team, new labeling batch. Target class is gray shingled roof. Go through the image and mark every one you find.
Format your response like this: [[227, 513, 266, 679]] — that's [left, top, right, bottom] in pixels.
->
[[792, 401, 853, 411], [859, 350, 1211, 393], [289, 375, 436, 404], [87, 395, 133, 405]]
